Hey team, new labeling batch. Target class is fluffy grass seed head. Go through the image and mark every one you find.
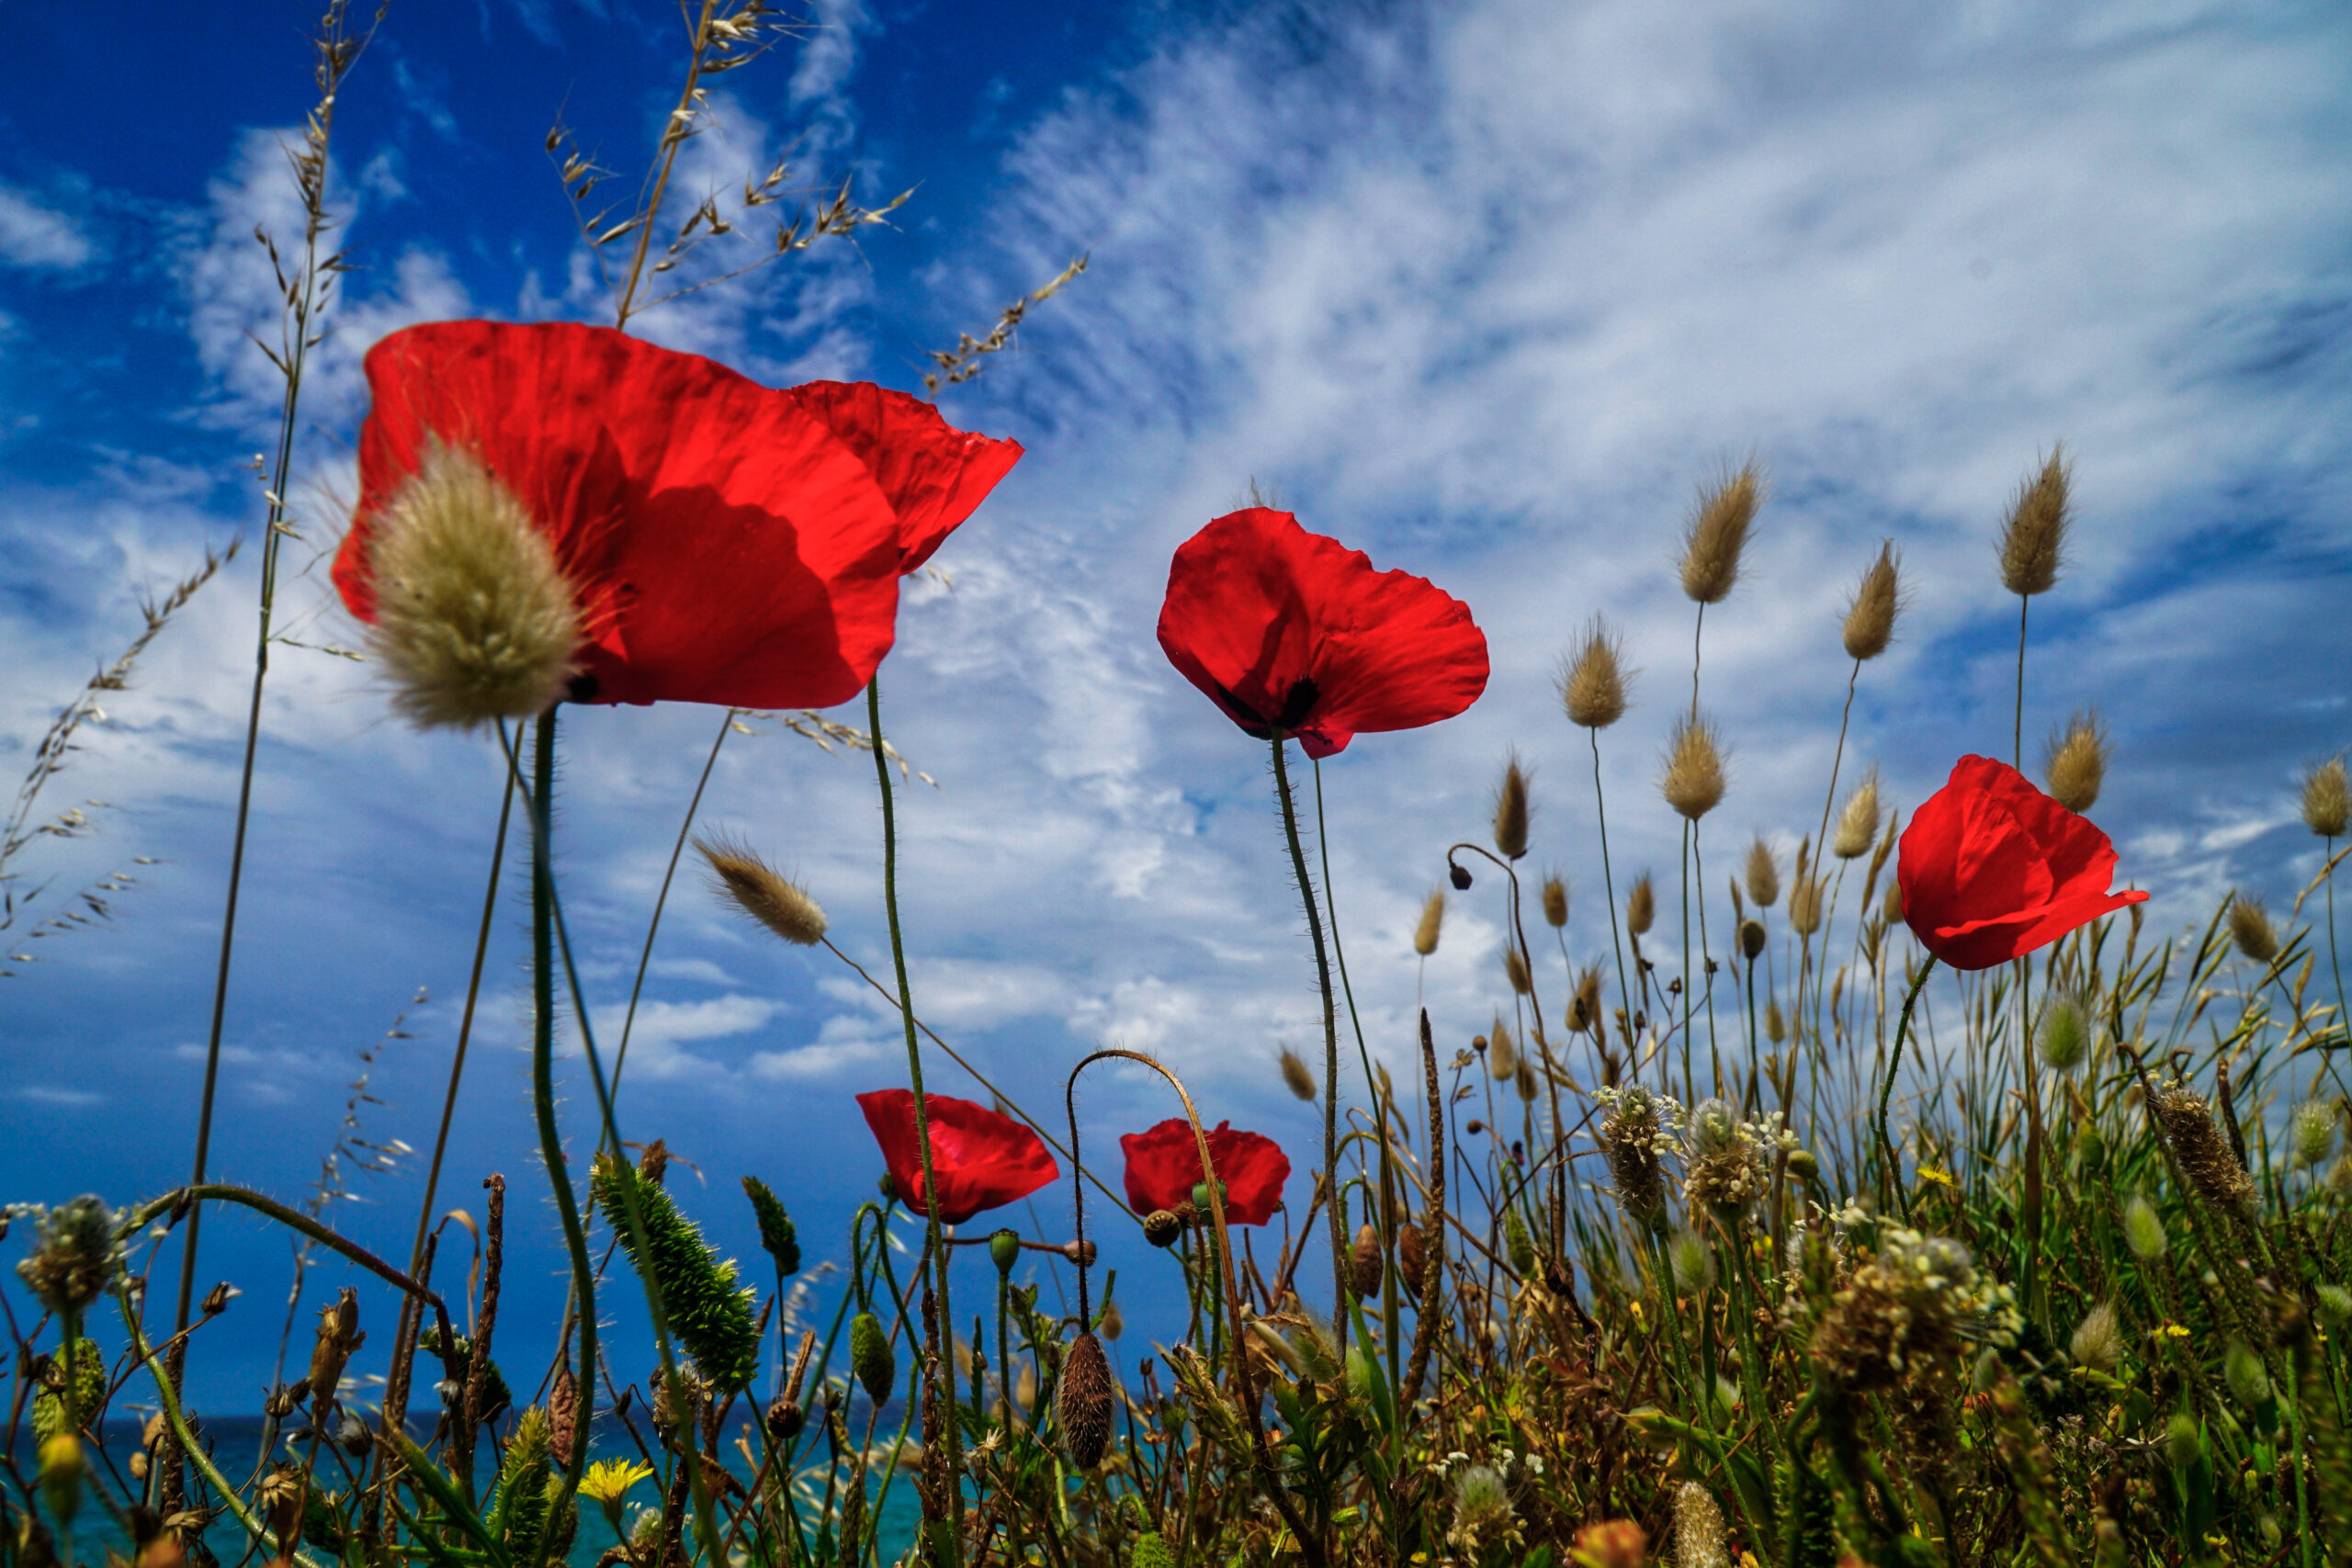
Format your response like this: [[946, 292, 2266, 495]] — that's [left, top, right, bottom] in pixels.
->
[[2070, 1302, 2123, 1374], [1832, 769, 1882, 860], [1561, 618, 1631, 729], [1763, 995, 1786, 1044], [1487, 1017, 1520, 1081], [1668, 1227, 1716, 1296], [2301, 756, 2350, 839], [1662, 715, 1726, 821], [1277, 1045, 1317, 1102], [2317, 1285, 2352, 1328], [1447, 1465, 1515, 1553], [1503, 945, 1533, 995], [1745, 837, 1779, 908], [1788, 869, 1823, 938], [2121, 1194, 2168, 1261], [2223, 1339, 2271, 1407], [2290, 1100, 2338, 1172], [1515, 1058, 1539, 1104], [1600, 1085, 1671, 1224], [1841, 541, 1903, 660], [2037, 990, 2091, 1076], [1627, 873, 1657, 936], [364, 441, 583, 730], [1541, 873, 1568, 929], [1413, 889, 1446, 956], [2227, 894, 2278, 966], [695, 832, 827, 947], [1679, 459, 1764, 605], [1998, 444, 2072, 598], [2042, 708, 2111, 815], [1673, 1482, 1729, 1568], [1492, 755, 1532, 860]]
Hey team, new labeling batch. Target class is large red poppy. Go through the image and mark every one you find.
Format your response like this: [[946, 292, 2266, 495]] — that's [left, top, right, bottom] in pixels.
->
[[1156, 508, 1488, 759], [334, 321, 1022, 709], [1898, 754, 2148, 971], [855, 1089, 1059, 1225], [1119, 1118, 1291, 1225]]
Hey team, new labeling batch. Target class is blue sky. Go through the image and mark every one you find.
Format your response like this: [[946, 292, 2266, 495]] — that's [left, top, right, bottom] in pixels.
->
[[3, 0, 2349, 1406]]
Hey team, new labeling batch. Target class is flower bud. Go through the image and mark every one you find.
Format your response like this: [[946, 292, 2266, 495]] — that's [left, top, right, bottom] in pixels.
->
[[1098, 1299, 1124, 1341], [40, 1434, 84, 1529], [849, 1311, 895, 1405], [1450, 863, 1474, 891], [2224, 1340, 2271, 1407], [1738, 919, 1766, 961]]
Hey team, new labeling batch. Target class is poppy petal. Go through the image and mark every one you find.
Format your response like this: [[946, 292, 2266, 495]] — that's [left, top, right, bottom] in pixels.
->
[[856, 1089, 1058, 1225], [1119, 1118, 1291, 1225], [785, 380, 1025, 574]]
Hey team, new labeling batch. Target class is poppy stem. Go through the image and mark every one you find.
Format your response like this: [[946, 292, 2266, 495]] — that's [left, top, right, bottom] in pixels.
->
[[1874, 953, 1938, 1223], [1270, 731, 1351, 1352], [1311, 757, 1380, 1102], [865, 673, 964, 1551]]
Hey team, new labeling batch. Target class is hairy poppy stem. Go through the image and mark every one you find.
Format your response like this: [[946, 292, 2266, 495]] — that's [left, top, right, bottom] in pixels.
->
[[1270, 731, 1350, 1351], [865, 674, 963, 1555], [1311, 757, 1381, 1102], [1874, 954, 1938, 1223]]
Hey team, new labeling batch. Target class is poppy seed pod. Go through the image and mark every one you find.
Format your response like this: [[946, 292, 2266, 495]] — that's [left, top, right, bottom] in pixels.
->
[[1413, 890, 1446, 955], [1662, 716, 1727, 821], [1397, 1222, 1427, 1292], [2302, 757, 2350, 839], [697, 833, 827, 947], [849, 1311, 895, 1405], [1278, 1045, 1317, 1101], [1841, 541, 1903, 660], [1998, 445, 2072, 597], [2227, 895, 2278, 966], [1542, 874, 1569, 929], [1745, 838, 1779, 908], [1493, 757, 1531, 861], [1561, 619, 1630, 729], [1833, 771, 1882, 860], [1350, 1224, 1385, 1300], [1057, 1332, 1113, 1468], [1627, 874, 1657, 937], [2042, 709, 2110, 816], [362, 441, 583, 730], [1678, 460, 1764, 605], [988, 1229, 1022, 1274], [1738, 919, 1766, 961], [1142, 1210, 1183, 1248]]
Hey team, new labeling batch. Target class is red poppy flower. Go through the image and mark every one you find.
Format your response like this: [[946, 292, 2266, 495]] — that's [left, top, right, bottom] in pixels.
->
[[334, 321, 1022, 710], [1897, 754, 2148, 971], [1119, 1118, 1291, 1225], [1156, 508, 1488, 759], [856, 1089, 1059, 1225]]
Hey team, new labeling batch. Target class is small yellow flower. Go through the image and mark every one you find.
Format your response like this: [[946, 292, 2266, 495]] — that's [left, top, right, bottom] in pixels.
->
[[579, 1458, 655, 1508], [2163, 1323, 2191, 1339], [1917, 1165, 1956, 1189]]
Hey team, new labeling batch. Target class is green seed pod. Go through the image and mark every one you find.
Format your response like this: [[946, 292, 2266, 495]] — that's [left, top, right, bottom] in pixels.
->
[[989, 1229, 1023, 1275], [2224, 1340, 2271, 1407], [2165, 1413, 2201, 1470], [741, 1176, 801, 1278], [30, 1340, 106, 1447], [1504, 1209, 1536, 1277], [849, 1311, 895, 1407], [2121, 1194, 2168, 1261], [2073, 1115, 2106, 1168], [39, 1434, 83, 1530]]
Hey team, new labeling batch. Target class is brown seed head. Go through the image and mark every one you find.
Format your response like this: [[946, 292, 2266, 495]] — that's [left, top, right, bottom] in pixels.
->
[[2301, 756, 2350, 839], [695, 831, 828, 947], [1412, 890, 1446, 956], [1661, 715, 1726, 820], [1678, 459, 1765, 604], [1627, 874, 1656, 936], [1745, 837, 1779, 908], [1487, 1018, 1519, 1081], [2042, 708, 2110, 815], [2150, 1081, 2256, 1217], [1998, 444, 2072, 597], [1142, 1210, 1183, 1248], [1350, 1224, 1385, 1300], [365, 440, 583, 730], [1492, 755, 1531, 861], [1541, 873, 1568, 930], [1600, 1089, 1668, 1224], [1561, 618, 1630, 729], [2227, 894, 2278, 966], [1788, 872, 1823, 938], [1057, 1332, 1113, 1469], [1277, 1046, 1317, 1102], [1833, 769, 1882, 860], [1396, 1222, 1427, 1293], [1515, 1058, 1539, 1103], [1571, 965, 1603, 1033], [1841, 541, 1903, 660], [1503, 946, 1533, 995], [1763, 996, 1786, 1043]]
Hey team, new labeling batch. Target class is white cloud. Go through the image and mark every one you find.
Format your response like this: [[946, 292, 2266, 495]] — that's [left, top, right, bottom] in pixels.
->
[[0, 183, 93, 270], [14, 1085, 104, 1107], [587, 993, 781, 1080]]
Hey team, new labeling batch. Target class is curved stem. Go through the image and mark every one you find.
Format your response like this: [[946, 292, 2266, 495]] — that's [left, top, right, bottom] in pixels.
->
[[1271, 732, 1349, 1347], [1873, 956, 1939, 1222], [610, 705, 734, 1103], [865, 673, 961, 1549], [119, 1184, 446, 1312]]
